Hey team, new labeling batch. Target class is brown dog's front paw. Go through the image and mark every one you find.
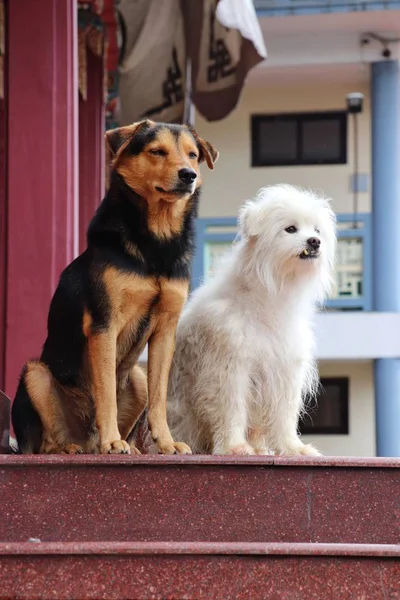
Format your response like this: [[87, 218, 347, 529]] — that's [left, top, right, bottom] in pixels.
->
[[157, 440, 192, 455], [173, 441, 192, 455], [101, 440, 131, 454], [62, 444, 84, 455]]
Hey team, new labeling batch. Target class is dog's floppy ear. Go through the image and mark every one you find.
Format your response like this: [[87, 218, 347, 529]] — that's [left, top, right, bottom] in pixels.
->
[[238, 201, 262, 238], [187, 126, 219, 170], [105, 119, 154, 162], [198, 138, 219, 170]]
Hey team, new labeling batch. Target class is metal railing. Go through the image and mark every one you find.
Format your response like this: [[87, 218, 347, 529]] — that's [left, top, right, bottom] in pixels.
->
[[254, 0, 400, 15], [192, 214, 372, 311]]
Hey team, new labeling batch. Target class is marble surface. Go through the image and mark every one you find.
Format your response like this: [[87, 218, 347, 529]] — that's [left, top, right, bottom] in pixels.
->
[[0, 553, 398, 599], [1, 445, 399, 598], [1, 456, 399, 544], [1, 454, 399, 467], [1, 541, 399, 556]]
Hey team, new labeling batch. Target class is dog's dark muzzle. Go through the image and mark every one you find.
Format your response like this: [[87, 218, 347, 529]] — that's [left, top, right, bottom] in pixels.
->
[[156, 169, 196, 197], [178, 168, 197, 185], [299, 237, 321, 259]]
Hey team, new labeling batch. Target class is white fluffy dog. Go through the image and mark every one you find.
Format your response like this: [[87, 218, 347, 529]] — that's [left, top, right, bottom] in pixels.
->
[[167, 184, 336, 456]]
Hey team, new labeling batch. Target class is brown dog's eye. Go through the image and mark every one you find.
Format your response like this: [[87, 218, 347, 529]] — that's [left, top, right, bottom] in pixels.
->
[[149, 149, 167, 157], [189, 151, 198, 159]]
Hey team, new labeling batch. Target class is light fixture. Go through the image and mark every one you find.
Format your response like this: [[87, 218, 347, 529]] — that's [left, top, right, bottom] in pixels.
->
[[346, 92, 364, 114]]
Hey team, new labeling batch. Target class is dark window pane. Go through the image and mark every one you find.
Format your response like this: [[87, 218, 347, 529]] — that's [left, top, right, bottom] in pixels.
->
[[301, 118, 342, 162], [252, 112, 346, 167], [258, 119, 297, 162], [300, 378, 349, 434]]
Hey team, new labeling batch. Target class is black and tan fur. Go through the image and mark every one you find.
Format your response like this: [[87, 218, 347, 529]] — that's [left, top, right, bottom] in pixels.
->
[[11, 120, 218, 455]]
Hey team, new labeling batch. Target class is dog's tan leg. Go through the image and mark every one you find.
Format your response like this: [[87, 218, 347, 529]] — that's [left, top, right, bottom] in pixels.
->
[[117, 365, 148, 455], [147, 315, 191, 455], [88, 331, 130, 454], [40, 436, 83, 454], [25, 361, 81, 454], [25, 361, 58, 438], [147, 279, 191, 455]]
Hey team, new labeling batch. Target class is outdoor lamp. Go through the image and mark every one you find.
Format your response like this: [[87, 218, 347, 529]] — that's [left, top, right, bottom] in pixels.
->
[[346, 92, 364, 115]]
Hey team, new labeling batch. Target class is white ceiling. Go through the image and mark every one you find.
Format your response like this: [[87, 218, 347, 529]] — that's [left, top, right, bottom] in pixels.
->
[[249, 8, 400, 85]]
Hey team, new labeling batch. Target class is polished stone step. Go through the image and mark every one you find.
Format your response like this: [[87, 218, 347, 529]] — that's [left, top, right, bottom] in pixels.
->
[[0, 541, 399, 599], [1, 455, 399, 544]]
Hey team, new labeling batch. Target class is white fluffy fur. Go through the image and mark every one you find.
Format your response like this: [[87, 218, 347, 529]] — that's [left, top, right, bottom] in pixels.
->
[[167, 184, 337, 456]]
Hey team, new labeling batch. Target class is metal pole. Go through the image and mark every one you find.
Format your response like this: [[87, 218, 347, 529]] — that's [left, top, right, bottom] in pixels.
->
[[353, 112, 359, 229], [183, 58, 195, 126], [372, 60, 400, 456]]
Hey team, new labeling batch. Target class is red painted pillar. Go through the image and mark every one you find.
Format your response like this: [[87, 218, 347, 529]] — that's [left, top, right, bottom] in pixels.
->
[[0, 0, 7, 392], [79, 47, 105, 252], [5, 0, 79, 398]]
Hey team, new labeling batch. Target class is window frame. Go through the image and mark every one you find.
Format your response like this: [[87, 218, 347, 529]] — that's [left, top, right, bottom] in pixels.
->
[[299, 377, 350, 436], [251, 111, 348, 167], [192, 214, 372, 310]]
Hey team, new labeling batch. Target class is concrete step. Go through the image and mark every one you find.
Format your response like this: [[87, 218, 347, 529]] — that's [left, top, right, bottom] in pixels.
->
[[1, 455, 399, 544], [0, 541, 399, 599]]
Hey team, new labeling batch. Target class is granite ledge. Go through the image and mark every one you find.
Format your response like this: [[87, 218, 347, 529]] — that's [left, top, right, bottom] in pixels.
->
[[1, 542, 399, 557], [0, 454, 399, 468]]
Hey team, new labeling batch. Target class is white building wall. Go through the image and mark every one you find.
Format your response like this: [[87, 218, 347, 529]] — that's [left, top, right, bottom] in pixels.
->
[[195, 78, 371, 217], [303, 361, 376, 457]]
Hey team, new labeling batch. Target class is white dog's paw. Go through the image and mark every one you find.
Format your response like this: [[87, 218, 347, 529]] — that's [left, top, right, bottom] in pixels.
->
[[277, 440, 322, 457], [255, 447, 272, 455], [281, 443, 321, 457], [226, 442, 256, 456], [297, 443, 321, 457]]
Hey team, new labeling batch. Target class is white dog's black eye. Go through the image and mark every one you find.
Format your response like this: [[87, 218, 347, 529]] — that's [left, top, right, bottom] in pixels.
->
[[285, 226, 297, 234], [315, 227, 320, 234]]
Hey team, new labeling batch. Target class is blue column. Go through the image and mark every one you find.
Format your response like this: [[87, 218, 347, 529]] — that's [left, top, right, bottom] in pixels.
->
[[372, 60, 400, 457]]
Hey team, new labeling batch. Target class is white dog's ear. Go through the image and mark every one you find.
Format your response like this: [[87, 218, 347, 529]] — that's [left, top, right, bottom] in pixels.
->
[[238, 201, 262, 238]]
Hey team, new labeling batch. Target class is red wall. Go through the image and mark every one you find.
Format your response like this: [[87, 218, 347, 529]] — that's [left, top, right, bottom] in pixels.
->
[[0, 93, 6, 392], [5, 0, 79, 398], [79, 47, 105, 252], [3, 1, 105, 400]]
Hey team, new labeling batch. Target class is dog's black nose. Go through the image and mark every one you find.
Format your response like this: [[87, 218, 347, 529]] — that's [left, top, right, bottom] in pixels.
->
[[307, 237, 321, 249], [178, 168, 197, 185]]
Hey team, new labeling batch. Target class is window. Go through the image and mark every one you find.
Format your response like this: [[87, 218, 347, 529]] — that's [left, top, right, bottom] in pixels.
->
[[251, 112, 347, 167], [299, 377, 349, 435], [193, 215, 372, 310]]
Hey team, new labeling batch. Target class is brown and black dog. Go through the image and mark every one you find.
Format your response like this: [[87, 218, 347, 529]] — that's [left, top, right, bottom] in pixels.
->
[[11, 119, 218, 455]]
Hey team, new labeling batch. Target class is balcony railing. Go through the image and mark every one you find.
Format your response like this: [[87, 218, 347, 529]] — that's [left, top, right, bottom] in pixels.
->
[[192, 213, 372, 311], [254, 0, 400, 16]]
